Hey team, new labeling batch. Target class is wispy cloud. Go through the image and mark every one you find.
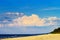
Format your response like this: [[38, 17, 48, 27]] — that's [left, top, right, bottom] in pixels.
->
[[43, 7, 60, 10], [0, 12, 60, 27]]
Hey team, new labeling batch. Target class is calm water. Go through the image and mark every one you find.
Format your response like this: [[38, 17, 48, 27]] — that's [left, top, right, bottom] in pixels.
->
[[0, 33, 49, 38]]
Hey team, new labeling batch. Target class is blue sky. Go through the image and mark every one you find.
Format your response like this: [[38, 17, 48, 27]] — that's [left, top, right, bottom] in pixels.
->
[[0, 0, 60, 34], [0, 0, 60, 17]]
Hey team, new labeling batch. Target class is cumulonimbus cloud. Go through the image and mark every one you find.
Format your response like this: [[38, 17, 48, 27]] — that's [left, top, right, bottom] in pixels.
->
[[0, 12, 60, 27]]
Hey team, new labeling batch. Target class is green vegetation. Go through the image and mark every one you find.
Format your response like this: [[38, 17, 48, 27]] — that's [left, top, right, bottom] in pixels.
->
[[51, 28, 60, 34]]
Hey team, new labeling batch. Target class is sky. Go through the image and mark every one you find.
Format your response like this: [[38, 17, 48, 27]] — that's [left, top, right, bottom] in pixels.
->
[[0, 0, 60, 34]]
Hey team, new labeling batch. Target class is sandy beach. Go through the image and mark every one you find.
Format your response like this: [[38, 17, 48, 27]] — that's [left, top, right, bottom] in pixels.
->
[[2, 34, 60, 40]]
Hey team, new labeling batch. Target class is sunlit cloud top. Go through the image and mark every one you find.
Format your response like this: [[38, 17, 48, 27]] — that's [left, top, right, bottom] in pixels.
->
[[0, 12, 60, 28]]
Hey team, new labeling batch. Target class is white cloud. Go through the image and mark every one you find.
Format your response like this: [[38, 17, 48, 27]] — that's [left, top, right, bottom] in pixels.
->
[[0, 13, 60, 27], [43, 7, 60, 10], [8, 14, 45, 26], [5, 12, 24, 17], [7, 14, 60, 27]]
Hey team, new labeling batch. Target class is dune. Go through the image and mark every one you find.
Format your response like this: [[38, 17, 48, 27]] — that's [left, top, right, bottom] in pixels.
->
[[2, 34, 60, 40]]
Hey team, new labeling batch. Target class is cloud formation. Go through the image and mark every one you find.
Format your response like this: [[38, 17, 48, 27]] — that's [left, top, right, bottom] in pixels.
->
[[0, 12, 60, 27], [43, 7, 60, 10], [8, 14, 45, 26]]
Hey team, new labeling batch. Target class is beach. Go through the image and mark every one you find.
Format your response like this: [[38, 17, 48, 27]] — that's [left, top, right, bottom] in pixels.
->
[[2, 34, 60, 40]]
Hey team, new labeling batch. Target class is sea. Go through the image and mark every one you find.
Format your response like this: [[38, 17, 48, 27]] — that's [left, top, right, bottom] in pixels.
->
[[0, 33, 49, 39]]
